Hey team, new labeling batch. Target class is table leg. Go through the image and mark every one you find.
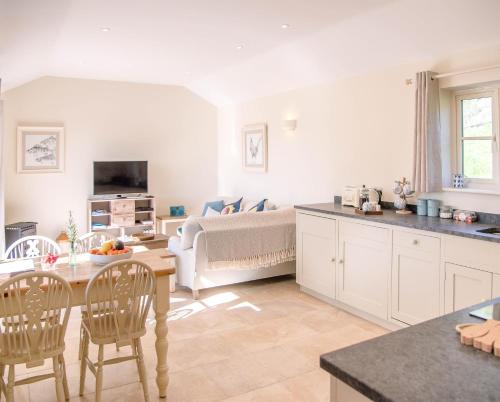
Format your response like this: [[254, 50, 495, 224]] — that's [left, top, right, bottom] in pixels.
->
[[154, 275, 170, 398], [169, 274, 176, 293]]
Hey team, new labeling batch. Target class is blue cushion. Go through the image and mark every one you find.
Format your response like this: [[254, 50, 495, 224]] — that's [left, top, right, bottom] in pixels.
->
[[224, 197, 243, 213], [248, 199, 267, 212], [202, 200, 225, 216]]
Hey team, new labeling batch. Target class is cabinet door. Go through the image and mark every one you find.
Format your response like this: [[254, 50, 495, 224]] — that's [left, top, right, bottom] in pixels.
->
[[337, 221, 390, 320], [296, 213, 336, 298], [391, 232, 440, 325], [444, 263, 492, 313]]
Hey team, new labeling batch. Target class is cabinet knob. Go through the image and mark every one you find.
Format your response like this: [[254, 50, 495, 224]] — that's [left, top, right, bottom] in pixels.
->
[[331, 258, 336, 262], [339, 259, 344, 264], [413, 239, 419, 245]]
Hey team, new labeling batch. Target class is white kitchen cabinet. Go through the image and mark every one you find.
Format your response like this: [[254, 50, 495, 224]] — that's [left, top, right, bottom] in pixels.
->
[[296, 212, 336, 298], [444, 263, 492, 313], [337, 221, 391, 320], [391, 230, 440, 325]]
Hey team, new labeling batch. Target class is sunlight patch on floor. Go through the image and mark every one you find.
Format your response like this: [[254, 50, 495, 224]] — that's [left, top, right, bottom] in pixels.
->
[[168, 301, 207, 320], [200, 291, 239, 307], [228, 301, 262, 312]]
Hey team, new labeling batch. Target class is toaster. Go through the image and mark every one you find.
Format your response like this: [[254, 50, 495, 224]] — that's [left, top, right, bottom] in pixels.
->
[[341, 186, 361, 208], [341, 186, 382, 208]]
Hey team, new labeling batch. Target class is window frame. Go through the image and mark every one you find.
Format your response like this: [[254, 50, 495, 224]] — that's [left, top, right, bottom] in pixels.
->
[[454, 87, 500, 189]]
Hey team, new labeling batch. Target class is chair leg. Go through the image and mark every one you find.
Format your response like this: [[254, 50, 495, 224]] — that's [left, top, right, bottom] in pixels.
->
[[192, 289, 199, 300], [79, 331, 89, 396], [134, 339, 150, 402], [59, 354, 70, 400], [6, 365, 14, 402], [53, 356, 65, 402], [78, 325, 84, 360], [95, 345, 104, 402], [0, 364, 5, 398]]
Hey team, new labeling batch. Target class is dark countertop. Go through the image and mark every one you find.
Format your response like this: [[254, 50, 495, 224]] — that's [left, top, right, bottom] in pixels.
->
[[295, 202, 500, 243], [320, 299, 500, 402]]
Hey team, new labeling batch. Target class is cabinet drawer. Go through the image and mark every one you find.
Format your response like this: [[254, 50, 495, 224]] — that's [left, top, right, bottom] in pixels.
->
[[444, 236, 500, 274], [340, 221, 390, 244], [393, 230, 440, 255], [111, 200, 135, 214], [111, 213, 135, 227]]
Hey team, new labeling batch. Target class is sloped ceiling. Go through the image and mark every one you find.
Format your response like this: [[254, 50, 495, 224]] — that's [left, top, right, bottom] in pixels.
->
[[2, 0, 500, 105]]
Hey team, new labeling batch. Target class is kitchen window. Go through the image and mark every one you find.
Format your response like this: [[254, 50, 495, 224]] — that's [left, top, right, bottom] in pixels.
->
[[454, 88, 499, 188]]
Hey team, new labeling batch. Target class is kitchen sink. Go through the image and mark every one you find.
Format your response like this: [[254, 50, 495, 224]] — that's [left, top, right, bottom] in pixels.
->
[[476, 227, 500, 235]]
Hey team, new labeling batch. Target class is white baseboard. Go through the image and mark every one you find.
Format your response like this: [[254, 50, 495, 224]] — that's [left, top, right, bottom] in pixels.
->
[[300, 286, 404, 331]]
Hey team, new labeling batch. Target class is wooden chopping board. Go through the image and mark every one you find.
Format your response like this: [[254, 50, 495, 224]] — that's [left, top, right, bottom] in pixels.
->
[[456, 319, 500, 357]]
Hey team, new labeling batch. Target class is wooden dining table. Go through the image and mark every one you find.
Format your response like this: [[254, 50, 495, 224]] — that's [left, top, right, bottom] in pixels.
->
[[0, 246, 176, 399]]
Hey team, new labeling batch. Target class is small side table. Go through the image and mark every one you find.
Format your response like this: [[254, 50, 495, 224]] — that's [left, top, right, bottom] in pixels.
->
[[156, 215, 188, 237]]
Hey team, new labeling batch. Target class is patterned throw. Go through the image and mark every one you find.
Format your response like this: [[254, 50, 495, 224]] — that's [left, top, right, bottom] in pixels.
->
[[198, 208, 296, 271]]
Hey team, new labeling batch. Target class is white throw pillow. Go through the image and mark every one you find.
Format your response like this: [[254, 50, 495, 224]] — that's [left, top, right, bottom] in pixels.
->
[[180, 216, 203, 250], [205, 206, 220, 217], [265, 202, 277, 211], [242, 200, 258, 212]]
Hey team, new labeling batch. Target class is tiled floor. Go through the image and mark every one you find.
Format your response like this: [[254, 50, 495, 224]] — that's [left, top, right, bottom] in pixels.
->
[[9, 275, 387, 401]]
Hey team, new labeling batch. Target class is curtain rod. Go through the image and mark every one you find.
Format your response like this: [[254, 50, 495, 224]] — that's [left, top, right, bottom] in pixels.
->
[[406, 64, 500, 85], [432, 64, 500, 79]]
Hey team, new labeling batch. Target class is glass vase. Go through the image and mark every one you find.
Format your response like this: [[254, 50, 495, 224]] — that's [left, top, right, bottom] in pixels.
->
[[69, 244, 78, 268]]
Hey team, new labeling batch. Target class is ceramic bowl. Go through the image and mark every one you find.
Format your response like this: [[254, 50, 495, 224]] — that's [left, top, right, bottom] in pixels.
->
[[88, 249, 133, 265]]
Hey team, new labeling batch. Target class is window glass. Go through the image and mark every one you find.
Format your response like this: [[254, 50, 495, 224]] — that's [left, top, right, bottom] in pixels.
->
[[463, 139, 493, 179]]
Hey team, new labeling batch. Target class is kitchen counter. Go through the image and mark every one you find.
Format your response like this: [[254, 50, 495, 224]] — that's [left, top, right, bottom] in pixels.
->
[[295, 202, 500, 243], [320, 299, 500, 402]]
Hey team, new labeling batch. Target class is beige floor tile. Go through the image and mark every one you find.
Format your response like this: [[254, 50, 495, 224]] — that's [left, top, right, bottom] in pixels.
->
[[221, 382, 294, 402], [281, 369, 330, 402], [167, 332, 239, 372]]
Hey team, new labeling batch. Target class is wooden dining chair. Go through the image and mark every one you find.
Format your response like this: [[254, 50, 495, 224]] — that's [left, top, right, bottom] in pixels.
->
[[77, 232, 116, 253], [4, 236, 61, 260], [0, 272, 72, 402], [79, 260, 156, 402]]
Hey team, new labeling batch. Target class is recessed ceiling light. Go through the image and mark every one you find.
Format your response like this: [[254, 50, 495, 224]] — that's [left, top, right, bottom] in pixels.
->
[[281, 24, 290, 29], [236, 45, 243, 50], [100, 27, 111, 32]]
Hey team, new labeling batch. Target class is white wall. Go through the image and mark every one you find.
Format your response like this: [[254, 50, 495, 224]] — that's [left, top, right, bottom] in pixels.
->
[[218, 44, 500, 213], [2, 77, 218, 238]]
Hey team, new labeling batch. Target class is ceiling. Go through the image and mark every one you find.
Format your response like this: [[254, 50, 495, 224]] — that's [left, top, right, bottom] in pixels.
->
[[2, 0, 500, 105]]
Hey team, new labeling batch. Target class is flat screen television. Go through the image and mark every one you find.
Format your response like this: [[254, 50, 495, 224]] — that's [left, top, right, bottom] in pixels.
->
[[93, 161, 148, 195]]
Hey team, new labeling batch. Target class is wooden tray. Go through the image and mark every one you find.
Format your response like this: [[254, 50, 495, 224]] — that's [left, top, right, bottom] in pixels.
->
[[355, 209, 383, 216], [131, 233, 155, 241], [456, 319, 500, 356]]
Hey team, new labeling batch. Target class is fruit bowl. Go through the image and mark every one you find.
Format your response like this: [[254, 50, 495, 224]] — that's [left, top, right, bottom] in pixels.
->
[[88, 249, 133, 265], [88, 240, 133, 265]]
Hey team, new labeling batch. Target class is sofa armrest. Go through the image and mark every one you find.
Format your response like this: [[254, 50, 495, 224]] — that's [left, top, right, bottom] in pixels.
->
[[193, 230, 208, 267]]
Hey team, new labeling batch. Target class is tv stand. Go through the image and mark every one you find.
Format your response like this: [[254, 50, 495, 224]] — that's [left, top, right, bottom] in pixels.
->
[[87, 195, 156, 235]]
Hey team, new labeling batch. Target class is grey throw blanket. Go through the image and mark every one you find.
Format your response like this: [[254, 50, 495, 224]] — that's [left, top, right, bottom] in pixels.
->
[[198, 208, 296, 270]]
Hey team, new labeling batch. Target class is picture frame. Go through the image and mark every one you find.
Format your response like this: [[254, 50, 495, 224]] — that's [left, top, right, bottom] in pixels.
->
[[17, 126, 65, 173], [242, 123, 268, 173]]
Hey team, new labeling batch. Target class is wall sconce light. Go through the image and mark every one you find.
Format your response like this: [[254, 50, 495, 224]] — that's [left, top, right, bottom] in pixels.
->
[[283, 119, 297, 132]]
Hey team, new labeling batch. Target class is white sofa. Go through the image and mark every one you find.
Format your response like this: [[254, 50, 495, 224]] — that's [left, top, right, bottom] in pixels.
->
[[168, 205, 296, 299]]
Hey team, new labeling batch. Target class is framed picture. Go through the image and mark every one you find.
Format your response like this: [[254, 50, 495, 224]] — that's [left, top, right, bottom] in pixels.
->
[[242, 123, 267, 172], [17, 126, 65, 173]]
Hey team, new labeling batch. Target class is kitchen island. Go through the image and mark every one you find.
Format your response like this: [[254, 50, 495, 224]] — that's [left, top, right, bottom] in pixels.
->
[[320, 299, 500, 402]]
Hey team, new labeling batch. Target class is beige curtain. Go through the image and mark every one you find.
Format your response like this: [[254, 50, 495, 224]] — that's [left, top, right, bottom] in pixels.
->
[[0, 79, 4, 257], [412, 71, 442, 193]]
